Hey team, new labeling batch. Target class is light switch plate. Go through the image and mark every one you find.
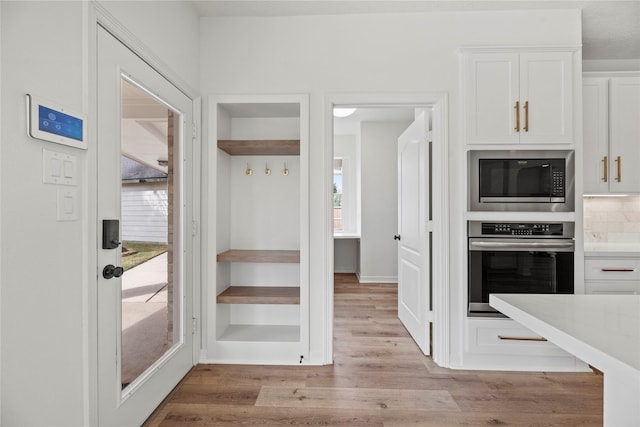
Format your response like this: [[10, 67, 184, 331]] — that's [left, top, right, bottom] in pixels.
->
[[57, 188, 78, 221], [43, 149, 77, 186]]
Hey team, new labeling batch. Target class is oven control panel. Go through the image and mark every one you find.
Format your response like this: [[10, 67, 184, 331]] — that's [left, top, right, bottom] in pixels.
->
[[480, 222, 564, 236]]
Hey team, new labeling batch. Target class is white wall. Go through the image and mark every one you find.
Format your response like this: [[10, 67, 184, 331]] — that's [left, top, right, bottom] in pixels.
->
[[334, 134, 359, 273], [360, 121, 410, 282], [200, 9, 581, 364], [1, 3, 86, 424], [0, 1, 199, 425], [96, 0, 200, 93]]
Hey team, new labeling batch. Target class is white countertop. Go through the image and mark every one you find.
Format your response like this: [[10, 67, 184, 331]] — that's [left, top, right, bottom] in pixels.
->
[[584, 242, 640, 257], [490, 294, 640, 426], [489, 294, 640, 373]]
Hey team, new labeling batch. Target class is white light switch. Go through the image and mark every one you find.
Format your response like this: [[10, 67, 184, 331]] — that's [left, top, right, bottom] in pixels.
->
[[43, 149, 77, 186], [63, 160, 74, 178], [57, 188, 78, 221], [51, 158, 62, 177]]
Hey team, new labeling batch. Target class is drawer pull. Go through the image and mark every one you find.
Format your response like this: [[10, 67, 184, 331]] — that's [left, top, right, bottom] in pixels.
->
[[601, 268, 635, 272], [498, 335, 547, 342]]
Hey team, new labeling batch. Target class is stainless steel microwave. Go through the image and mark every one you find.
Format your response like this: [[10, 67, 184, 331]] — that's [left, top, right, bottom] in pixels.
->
[[469, 150, 575, 212]]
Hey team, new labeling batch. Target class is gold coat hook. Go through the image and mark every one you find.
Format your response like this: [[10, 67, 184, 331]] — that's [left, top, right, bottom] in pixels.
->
[[265, 163, 271, 176], [283, 162, 289, 176], [245, 163, 253, 176]]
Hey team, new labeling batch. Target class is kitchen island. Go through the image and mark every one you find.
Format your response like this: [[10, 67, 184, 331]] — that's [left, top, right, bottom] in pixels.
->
[[490, 294, 640, 427]]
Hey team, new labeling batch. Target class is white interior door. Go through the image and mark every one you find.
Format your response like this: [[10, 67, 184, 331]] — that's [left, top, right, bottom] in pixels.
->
[[397, 112, 431, 355], [97, 26, 194, 425]]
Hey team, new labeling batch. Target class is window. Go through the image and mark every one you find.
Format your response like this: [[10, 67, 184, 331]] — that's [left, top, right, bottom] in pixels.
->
[[333, 158, 344, 231]]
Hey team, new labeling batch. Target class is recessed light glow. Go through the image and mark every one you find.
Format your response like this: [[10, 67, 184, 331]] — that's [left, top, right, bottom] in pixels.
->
[[333, 108, 356, 118]]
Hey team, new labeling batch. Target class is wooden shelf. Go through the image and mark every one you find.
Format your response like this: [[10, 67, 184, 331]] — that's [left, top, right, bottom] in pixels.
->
[[217, 286, 300, 305], [217, 139, 300, 156], [217, 249, 300, 263]]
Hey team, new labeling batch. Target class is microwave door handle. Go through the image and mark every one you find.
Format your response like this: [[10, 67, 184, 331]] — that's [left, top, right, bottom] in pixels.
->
[[470, 242, 574, 250]]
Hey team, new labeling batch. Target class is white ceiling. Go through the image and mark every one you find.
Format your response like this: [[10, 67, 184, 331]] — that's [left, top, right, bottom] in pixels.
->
[[191, 0, 640, 60]]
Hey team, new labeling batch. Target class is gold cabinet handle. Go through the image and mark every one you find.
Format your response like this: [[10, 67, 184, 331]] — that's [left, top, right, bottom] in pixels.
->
[[514, 101, 520, 132], [615, 155, 622, 182], [498, 335, 547, 342], [602, 156, 608, 182], [523, 100, 529, 132]]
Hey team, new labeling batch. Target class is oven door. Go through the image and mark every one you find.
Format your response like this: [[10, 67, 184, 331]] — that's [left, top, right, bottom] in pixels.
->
[[468, 238, 574, 316]]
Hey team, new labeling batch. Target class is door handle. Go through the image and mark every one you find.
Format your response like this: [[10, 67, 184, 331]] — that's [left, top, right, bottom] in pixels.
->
[[514, 101, 520, 132], [523, 100, 529, 132], [602, 156, 608, 182], [394, 235, 401, 241], [615, 155, 622, 182], [103, 264, 124, 279]]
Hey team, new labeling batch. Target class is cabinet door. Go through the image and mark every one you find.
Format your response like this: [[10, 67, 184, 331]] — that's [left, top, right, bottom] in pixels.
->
[[519, 52, 573, 144], [609, 77, 640, 193], [583, 78, 609, 194], [465, 52, 519, 144]]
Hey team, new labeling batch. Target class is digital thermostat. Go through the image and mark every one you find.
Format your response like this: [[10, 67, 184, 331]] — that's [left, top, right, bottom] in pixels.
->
[[26, 94, 87, 149]]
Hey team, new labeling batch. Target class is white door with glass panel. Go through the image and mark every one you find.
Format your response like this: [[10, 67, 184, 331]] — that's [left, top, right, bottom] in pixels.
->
[[97, 26, 194, 425], [397, 112, 431, 355]]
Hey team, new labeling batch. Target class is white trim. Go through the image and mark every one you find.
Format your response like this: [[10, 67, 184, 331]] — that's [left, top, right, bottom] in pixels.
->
[[191, 96, 202, 365], [356, 275, 398, 284], [85, 3, 99, 425], [0, 1, 3, 421], [324, 93, 450, 368], [458, 45, 581, 54]]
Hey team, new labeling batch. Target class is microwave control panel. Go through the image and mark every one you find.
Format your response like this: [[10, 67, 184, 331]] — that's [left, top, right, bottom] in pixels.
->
[[552, 170, 565, 196]]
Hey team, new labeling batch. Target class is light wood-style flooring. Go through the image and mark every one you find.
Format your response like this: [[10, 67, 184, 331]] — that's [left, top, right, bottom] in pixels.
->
[[145, 273, 603, 426]]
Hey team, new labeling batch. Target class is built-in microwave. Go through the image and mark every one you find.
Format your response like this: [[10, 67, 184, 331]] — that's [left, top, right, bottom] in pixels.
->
[[469, 150, 575, 212]]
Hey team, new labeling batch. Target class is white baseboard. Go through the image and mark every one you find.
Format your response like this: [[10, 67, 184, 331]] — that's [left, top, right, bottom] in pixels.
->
[[356, 274, 398, 284]]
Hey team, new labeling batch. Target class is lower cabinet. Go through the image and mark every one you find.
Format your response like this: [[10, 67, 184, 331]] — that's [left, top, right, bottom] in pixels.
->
[[585, 256, 640, 294], [464, 318, 589, 371]]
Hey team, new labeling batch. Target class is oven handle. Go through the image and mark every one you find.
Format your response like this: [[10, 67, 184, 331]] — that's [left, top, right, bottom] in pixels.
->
[[470, 241, 574, 250]]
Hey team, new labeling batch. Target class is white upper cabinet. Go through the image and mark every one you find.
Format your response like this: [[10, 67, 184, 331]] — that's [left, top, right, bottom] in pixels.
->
[[464, 51, 573, 145], [583, 78, 610, 194], [583, 76, 640, 194], [610, 78, 640, 193]]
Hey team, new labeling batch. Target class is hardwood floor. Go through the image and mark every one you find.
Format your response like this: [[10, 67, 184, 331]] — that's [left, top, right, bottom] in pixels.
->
[[145, 273, 603, 426]]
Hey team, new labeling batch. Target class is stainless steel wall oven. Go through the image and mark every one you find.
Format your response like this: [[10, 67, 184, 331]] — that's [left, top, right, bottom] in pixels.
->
[[469, 150, 575, 212], [468, 221, 575, 317]]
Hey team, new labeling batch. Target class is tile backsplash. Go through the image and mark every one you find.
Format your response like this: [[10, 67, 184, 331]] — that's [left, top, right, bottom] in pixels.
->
[[584, 196, 640, 243]]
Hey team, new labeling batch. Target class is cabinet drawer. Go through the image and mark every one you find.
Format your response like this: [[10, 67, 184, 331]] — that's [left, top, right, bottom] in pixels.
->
[[467, 319, 567, 357], [584, 258, 640, 281], [585, 281, 639, 295]]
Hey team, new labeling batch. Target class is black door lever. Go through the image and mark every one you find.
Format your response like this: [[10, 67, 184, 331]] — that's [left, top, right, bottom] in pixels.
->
[[394, 235, 401, 241], [103, 264, 124, 279]]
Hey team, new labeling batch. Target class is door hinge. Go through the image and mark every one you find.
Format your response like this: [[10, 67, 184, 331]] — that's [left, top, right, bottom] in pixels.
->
[[192, 123, 197, 140], [425, 220, 434, 232], [192, 317, 198, 334], [192, 220, 198, 236], [426, 310, 434, 323]]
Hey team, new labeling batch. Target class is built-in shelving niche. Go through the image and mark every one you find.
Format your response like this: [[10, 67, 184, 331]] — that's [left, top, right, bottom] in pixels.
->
[[209, 95, 309, 364]]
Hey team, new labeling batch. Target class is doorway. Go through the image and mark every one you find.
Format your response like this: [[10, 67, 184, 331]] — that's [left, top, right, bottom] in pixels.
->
[[96, 26, 195, 425], [326, 94, 450, 368]]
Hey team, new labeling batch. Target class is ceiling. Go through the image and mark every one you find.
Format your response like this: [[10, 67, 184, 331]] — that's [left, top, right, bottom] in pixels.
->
[[191, 0, 640, 60], [121, 80, 169, 173]]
